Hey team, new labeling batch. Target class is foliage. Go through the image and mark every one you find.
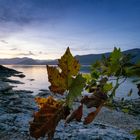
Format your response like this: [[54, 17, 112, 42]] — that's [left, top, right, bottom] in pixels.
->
[[132, 129, 140, 140], [29, 47, 86, 139], [29, 47, 140, 140], [90, 47, 140, 100], [29, 96, 64, 139]]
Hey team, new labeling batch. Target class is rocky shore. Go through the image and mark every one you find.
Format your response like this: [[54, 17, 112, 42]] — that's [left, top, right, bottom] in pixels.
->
[[0, 65, 25, 78], [0, 65, 139, 140]]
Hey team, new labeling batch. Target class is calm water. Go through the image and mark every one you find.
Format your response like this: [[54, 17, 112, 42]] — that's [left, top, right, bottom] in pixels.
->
[[6, 65, 139, 99], [7, 65, 50, 95]]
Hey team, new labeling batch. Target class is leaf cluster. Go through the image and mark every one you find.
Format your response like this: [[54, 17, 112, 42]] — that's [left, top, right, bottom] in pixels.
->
[[88, 47, 140, 99], [29, 47, 140, 140], [29, 47, 86, 139]]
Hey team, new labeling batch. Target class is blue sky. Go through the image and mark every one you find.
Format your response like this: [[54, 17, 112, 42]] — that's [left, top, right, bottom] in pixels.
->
[[0, 0, 140, 59]]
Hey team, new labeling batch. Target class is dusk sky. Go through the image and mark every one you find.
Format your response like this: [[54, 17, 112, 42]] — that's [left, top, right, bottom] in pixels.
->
[[0, 0, 140, 60]]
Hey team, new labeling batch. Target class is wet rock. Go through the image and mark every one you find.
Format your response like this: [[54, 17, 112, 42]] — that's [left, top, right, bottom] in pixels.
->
[[0, 65, 21, 78], [14, 74, 25, 78], [15, 90, 34, 94], [37, 89, 52, 97], [27, 79, 35, 81], [0, 81, 13, 91], [2, 78, 24, 84], [8, 94, 20, 100]]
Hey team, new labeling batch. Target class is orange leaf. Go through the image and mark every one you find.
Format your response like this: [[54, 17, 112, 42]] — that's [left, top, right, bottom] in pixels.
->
[[83, 111, 96, 125], [29, 96, 64, 139], [66, 105, 83, 123], [84, 103, 104, 125]]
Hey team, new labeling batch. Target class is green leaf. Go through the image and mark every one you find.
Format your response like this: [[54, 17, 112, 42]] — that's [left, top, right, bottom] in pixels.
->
[[67, 74, 86, 107], [82, 73, 92, 83], [109, 48, 123, 75], [131, 129, 140, 140], [110, 47, 122, 62], [122, 108, 129, 113], [127, 89, 133, 97], [103, 83, 113, 93], [91, 70, 100, 79], [92, 61, 101, 68], [125, 65, 140, 77]]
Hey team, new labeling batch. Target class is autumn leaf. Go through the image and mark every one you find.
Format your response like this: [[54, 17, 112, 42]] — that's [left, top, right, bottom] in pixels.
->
[[29, 96, 64, 140], [47, 47, 80, 95], [35, 96, 61, 108], [47, 66, 67, 94], [58, 47, 80, 76], [84, 103, 104, 125], [66, 104, 83, 123], [81, 91, 107, 108]]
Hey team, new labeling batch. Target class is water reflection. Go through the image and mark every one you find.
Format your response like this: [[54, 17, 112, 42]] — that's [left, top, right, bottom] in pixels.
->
[[5, 65, 139, 99], [7, 65, 50, 95]]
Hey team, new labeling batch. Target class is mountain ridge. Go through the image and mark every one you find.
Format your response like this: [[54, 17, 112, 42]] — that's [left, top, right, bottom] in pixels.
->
[[0, 48, 139, 65]]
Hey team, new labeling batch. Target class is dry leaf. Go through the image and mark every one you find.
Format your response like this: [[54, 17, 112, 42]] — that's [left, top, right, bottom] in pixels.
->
[[66, 105, 83, 123]]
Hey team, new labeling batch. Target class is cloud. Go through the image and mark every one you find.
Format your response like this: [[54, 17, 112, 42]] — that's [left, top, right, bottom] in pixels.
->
[[38, 51, 49, 55], [0, 0, 73, 25], [1, 39, 8, 44], [17, 51, 35, 56], [10, 47, 18, 51]]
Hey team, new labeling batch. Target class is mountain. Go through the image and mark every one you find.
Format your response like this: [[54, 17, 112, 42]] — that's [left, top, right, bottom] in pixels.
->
[[16, 58, 40, 65], [0, 57, 58, 65], [0, 57, 30, 65], [0, 48, 139, 65], [123, 48, 140, 63], [76, 48, 140, 65]]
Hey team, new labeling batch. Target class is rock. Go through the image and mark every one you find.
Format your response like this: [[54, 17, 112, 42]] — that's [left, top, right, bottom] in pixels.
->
[[0, 79, 138, 140], [2, 78, 24, 84], [0, 81, 13, 91], [15, 90, 34, 94], [54, 121, 135, 140], [8, 94, 20, 100], [0, 65, 21, 78], [14, 74, 25, 78], [27, 79, 35, 81], [37, 89, 52, 97]]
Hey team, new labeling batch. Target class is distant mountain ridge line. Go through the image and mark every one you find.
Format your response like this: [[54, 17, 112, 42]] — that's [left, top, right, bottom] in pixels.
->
[[0, 48, 140, 65]]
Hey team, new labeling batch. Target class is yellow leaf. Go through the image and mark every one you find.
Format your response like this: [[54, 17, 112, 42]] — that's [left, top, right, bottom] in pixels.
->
[[47, 66, 67, 94], [35, 96, 60, 108], [30, 96, 63, 139], [47, 47, 80, 94], [58, 47, 80, 76]]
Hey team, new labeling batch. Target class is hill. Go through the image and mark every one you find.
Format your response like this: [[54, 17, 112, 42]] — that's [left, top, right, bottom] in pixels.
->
[[0, 48, 139, 65], [76, 48, 140, 65]]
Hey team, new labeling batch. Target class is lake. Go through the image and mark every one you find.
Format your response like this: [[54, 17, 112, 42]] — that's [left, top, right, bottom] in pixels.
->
[[6, 65, 139, 99]]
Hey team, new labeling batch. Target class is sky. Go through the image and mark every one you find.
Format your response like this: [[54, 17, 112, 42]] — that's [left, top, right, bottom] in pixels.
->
[[0, 0, 140, 60]]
